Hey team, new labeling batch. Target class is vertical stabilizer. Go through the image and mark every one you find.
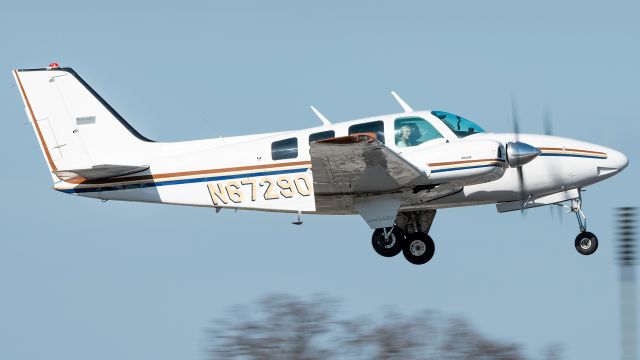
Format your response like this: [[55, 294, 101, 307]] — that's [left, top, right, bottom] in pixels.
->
[[13, 66, 153, 182]]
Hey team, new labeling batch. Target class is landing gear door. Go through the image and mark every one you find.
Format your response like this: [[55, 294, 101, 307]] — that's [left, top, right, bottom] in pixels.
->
[[354, 193, 402, 229]]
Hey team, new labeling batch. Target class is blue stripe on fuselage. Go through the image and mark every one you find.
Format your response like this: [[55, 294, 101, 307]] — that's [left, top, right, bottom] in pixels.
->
[[59, 167, 310, 194], [431, 164, 498, 173], [59, 152, 603, 194]]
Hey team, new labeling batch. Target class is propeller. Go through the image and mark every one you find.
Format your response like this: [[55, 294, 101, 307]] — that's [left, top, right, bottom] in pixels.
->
[[543, 105, 552, 136], [542, 106, 564, 223], [512, 97, 525, 211], [507, 100, 565, 221], [506, 96, 541, 208], [512, 96, 521, 140]]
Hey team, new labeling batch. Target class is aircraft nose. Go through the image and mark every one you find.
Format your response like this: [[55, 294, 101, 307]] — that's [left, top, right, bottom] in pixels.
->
[[608, 148, 629, 171], [598, 146, 629, 177]]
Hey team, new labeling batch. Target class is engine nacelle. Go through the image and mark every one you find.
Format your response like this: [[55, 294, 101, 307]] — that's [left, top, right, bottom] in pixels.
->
[[404, 140, 506, 186]]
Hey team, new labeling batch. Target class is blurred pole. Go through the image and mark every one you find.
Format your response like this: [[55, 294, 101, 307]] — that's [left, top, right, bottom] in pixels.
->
[[617, 207, 637, 360]]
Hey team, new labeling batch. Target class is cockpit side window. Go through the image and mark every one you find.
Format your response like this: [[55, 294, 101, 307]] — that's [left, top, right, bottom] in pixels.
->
[[431, 111, 485, 138], [394, 117, 443, 148], [348, 121, 385, 144]]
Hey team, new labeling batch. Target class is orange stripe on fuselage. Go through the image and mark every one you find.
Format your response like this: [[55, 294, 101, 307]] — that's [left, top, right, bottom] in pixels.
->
[[69, 160, 313, 185], [538, 147, 606, 156]]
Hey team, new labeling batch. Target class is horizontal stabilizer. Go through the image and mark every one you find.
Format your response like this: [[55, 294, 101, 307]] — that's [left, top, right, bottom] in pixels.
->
[[53, 164, 149, 181]]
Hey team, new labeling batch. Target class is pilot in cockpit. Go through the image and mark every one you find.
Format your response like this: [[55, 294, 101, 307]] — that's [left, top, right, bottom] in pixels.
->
[[397, 123, 421, 147]]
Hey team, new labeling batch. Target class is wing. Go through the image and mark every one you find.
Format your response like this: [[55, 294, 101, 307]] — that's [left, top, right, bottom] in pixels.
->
[[52, 164, 149, 181], [309, 133, 425, 195]]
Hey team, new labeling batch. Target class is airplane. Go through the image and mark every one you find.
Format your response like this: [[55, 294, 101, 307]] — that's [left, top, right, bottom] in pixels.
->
[[12, 64, 629, 265]]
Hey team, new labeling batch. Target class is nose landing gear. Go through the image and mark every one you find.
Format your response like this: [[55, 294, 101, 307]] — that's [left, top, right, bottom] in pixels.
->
[[575, 231, 598, 255], [557, 191, 599, 255]]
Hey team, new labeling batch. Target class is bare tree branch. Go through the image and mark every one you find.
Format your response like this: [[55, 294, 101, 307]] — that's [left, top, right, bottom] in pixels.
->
[[207, 294, 557, 360]]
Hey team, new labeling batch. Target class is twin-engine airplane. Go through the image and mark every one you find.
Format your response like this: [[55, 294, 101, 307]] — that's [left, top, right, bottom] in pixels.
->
[[13, 64, 629, 265]]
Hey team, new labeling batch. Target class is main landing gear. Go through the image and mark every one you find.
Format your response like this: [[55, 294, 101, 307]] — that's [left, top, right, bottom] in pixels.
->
[[371, 227, 404, 257], [557, 192, 598, 255], [371, 210, 436, 265]]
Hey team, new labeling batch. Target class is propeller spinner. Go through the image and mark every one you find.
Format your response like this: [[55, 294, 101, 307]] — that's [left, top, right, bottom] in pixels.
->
[[506, 141, 541, 168]]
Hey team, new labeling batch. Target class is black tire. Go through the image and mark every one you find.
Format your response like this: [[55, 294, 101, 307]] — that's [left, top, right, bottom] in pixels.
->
[[402, 232, 435, 265], [574, 231, 598, 255], [371, 227, 405, 257]]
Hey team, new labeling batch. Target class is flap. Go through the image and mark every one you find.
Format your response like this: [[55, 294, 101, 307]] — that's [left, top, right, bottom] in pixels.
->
[[310, 133, 424, 195], [53, 164, 149, 181]]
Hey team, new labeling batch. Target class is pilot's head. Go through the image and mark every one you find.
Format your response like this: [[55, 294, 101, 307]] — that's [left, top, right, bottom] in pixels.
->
[[400, 124, 413, 141]]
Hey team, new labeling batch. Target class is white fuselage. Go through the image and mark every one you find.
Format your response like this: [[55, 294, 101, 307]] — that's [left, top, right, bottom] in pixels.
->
[[52, 110, 628, 214]]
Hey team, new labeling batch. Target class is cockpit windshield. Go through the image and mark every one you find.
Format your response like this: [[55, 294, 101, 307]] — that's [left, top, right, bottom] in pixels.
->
[[431, 111, 485, 138]]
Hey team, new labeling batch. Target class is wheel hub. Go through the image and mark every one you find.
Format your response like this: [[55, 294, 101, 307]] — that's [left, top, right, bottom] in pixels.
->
[[378, 234, 396, 249], [579, 238, 592, 250], [409, 240, 426, 256]]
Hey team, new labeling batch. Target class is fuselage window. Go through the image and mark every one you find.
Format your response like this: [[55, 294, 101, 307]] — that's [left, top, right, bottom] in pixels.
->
[[348, 120, 385, 144], [309, 130, 335, 143], [394, 117, 443, 148], [271, 137, 298, 160]]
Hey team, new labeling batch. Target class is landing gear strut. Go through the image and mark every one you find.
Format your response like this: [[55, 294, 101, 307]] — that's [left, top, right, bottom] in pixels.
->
[[371, 210, 437, 265], [557, 191, 599, 255], [371, 227, 404, 257]]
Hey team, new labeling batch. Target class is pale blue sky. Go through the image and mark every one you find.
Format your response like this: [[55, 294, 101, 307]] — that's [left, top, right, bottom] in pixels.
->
[[1, 1, 638, 359]]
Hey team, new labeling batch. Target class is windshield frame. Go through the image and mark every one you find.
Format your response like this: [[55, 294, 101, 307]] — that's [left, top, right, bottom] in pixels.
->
[[431, 110, 485, 138]]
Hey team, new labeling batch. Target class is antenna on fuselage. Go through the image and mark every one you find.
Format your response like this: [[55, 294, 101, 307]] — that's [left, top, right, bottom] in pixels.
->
[[310, 106, 331, 126], [390, 91, 413, 113]]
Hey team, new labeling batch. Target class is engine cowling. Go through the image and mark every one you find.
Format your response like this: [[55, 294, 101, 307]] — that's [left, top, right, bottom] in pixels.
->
[[404, 140, 507, 186]]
